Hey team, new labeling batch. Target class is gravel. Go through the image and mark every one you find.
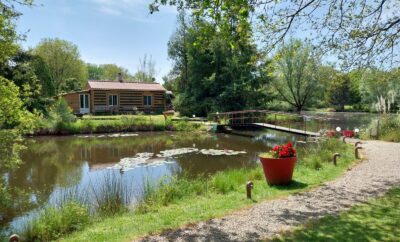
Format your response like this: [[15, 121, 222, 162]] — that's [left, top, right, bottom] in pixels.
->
[[136, 140, 400, 242]]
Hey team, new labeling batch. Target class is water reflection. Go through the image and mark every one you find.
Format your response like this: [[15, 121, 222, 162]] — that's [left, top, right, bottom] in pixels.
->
[[1, 111, 380, 231], [4, 131, 290, 230]]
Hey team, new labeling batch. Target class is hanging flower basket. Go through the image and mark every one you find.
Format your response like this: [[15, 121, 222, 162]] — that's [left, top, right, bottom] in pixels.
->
[[259, 142, 297, 185]]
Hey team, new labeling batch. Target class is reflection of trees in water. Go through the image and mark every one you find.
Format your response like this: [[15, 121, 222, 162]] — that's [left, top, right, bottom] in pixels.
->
[[252, 131, 298, 148], [304, 112, 378, 130], [2, 133, 211, 225], [174, 134, 267, 177]]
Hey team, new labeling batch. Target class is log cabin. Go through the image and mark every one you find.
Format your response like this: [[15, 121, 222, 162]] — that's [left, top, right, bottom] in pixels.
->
[[60, 74, 169, 114]]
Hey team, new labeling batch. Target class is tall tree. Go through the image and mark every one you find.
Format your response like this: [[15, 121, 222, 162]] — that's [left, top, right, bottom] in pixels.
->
[[100, 64, 130, 81], [32, 38, 88, 95], [133, 54, 156, 82], [326, 74, 351, 111], [273, 40, 320, 112], [0, 50, 47, 112], [168, 3, 271, 116], [86, 63, 104, 80]]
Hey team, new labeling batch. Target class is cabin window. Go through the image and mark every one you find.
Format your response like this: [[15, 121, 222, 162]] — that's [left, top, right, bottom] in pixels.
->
[[108, 95, 118, 106], [143, 96, 152, 106]]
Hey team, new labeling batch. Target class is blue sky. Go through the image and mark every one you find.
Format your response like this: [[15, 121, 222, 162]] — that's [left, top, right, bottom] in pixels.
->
[[16, 0, 178, 82]]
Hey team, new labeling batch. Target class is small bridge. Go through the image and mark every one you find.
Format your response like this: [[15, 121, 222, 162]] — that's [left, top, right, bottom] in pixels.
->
[[211, 110, 330, 137]]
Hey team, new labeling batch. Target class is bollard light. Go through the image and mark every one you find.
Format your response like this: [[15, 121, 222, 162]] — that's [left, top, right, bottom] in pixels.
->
[[354, 128, 360, 133], [193, 114, 196, 118], [246, 181, 254, 199], [336, 126, 341, 132]]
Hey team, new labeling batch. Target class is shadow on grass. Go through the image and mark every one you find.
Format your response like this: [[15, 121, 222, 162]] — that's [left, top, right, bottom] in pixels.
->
[[269, 187, 400, 242], [269, 180, 308, 190]]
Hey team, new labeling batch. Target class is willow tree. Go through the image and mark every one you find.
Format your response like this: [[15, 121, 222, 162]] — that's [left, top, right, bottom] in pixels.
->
[[273, 40, 320, 112]]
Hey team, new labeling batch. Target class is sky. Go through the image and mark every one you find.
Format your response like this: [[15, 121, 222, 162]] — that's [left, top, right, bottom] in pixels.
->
[[16, 0, 178, 83]]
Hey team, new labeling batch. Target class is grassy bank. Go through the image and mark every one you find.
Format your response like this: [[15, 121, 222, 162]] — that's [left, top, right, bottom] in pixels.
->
[[35, 115, 206, 135], [270, 186, 400, 241], [17, 139, 357, 242], [362, 114, 400, 142]]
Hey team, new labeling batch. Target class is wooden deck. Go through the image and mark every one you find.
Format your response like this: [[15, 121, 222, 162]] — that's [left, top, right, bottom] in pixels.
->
[[252, 123, 320, 137]]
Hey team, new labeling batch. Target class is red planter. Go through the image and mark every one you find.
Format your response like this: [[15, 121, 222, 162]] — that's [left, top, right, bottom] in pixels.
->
[[259, 156, 297, 185], [342, 130, 355, 138]]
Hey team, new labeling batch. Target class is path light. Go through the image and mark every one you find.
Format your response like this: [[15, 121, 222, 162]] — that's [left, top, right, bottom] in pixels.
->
[[332, 153, 341, 166], [355, 146, 363, 159], [193, 114, 196, 118], [246, 181, 254, 199], [354, 128, 360, 133], [336, 126, 341, 132], [9, 234, 19, 242], [216, 112, 219, 115]]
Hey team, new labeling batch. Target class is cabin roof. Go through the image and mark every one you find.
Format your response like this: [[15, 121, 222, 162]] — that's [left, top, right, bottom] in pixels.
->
[[87, 80, 166, 91]]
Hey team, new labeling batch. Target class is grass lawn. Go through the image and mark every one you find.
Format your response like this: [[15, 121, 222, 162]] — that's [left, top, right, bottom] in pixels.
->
[[57, 140, 357, 242], [270, 187, 400, 242]]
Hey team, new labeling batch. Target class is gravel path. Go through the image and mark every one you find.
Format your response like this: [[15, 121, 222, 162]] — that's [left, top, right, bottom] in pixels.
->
[[137, 140, 400, 242]]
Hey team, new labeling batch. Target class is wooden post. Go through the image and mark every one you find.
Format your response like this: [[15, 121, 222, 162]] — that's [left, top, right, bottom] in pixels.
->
[[377, 119, 380, 139]]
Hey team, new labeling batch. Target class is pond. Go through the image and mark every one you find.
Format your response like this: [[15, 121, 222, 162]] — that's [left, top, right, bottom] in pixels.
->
[[1, 111, 379, 233], [1, 130, 300, 233]]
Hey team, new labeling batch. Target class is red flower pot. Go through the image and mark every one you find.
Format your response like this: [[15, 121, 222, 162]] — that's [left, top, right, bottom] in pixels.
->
[[342, 130, 355, 137], [259, 156, 297, 185]]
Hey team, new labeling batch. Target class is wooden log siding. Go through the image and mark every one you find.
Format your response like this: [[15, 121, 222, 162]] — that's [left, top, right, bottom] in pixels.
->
[[120, 91, 142, 107], [93, 91, 107, 106], [153, 92, 165, 109]]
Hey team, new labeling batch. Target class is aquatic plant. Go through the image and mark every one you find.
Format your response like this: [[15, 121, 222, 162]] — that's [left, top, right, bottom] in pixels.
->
[[90, 174, 133, 216], [21, 201, 90, 242]]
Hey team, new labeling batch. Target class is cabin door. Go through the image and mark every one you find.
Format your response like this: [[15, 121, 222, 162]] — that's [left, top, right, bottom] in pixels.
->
[[79, 94, 90, 114]]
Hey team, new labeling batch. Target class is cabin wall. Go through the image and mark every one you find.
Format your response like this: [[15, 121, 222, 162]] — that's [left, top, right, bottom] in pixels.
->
[[90, 89, 166, 113], [61, 93, 81, 113]]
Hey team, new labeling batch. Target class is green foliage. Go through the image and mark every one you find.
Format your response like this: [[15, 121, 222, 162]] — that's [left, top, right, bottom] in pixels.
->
[[298, 139, 353, 170], [0, 1, 33, 63], [0, 50, 49, 112], [50, 98, 77, 123], [22, 201, 90, 242], [36, 114, 204, 135], [326, 74, 352, 111], [32, 38, 88, 95], [0, 76, 24, 129], [360, 68, 400, 113], [87, 63, 132, 81], [273, 40, 321, 112], [363, 115, 400, 142], [168, 9, 271, 116], [272, 187, 400, 242]]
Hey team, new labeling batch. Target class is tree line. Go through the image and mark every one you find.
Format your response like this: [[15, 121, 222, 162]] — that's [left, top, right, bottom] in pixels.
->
[[161, 6, 399, 116]]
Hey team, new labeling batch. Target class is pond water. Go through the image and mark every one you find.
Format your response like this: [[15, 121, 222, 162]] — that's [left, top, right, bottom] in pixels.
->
[[1, 111, 379, 233], [1, 130, 300, 232]]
